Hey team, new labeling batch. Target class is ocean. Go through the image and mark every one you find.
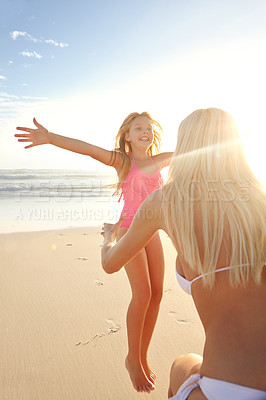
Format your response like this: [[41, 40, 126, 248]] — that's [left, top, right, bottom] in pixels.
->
[[0, 169, 123, 233]]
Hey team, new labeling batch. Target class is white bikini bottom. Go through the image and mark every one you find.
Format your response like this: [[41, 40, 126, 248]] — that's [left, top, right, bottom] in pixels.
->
[[169, 373, 266, 400]]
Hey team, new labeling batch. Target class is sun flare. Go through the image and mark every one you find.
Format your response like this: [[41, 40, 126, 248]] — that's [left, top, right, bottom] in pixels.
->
[[234, 112, 266, 188], [242, 134, 265, 188]]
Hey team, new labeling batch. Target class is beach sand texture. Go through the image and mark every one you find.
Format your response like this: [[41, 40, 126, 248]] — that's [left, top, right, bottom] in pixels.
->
[[0, 228, 204, 400]]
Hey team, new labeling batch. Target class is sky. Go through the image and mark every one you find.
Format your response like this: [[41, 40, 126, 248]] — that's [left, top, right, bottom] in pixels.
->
[[0, 0, 265, 183]]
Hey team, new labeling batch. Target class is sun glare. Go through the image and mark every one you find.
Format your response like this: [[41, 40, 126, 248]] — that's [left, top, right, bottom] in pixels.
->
[[242, 134, 265, 188], [231, 109, 265, 188]]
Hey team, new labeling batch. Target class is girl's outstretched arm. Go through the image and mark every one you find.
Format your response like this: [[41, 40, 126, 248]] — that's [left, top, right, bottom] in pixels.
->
[[15, 118, 122, 168], [101, 189, 165, 274]]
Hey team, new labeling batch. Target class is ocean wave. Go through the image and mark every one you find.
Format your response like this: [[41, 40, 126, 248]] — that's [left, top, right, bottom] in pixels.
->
[[0, 169, 115, 199]]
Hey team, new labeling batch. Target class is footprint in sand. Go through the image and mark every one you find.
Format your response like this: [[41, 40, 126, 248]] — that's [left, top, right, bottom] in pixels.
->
[[75, 319, 121, 348], [94, 279, 104, 286], [169, 311, 191, 324], [76, 333, 106, 348], [105, 318, 121, 334], [66, 243, 73, 246], [164, 288, 172, 294], [91, 333, 106, 347], [77, 257, 88, 261]]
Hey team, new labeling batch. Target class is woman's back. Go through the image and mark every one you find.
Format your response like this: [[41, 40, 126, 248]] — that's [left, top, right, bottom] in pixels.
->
[[174, 199, 266, 390], [192, 266, 266, 390]]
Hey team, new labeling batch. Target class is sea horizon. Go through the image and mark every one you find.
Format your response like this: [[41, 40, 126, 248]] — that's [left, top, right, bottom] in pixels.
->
[[0, 168, 123, 233]]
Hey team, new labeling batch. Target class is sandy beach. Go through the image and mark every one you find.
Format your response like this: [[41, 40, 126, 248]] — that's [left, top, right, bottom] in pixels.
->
[[0, 227, 204, 400]]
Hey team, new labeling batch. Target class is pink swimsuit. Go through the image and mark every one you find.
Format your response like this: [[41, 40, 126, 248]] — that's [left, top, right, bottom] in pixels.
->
[[119, 153, 163, 228]]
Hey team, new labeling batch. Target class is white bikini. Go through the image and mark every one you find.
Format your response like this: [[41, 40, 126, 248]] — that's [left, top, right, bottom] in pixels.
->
[[169, 373, 266, 400], [171, 264, 266, 399], [175, 265, 241, 295]]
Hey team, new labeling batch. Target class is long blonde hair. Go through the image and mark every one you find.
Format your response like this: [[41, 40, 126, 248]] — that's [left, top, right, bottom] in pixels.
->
[[162, 108, 265, 287], [112, 112, 163, 193]]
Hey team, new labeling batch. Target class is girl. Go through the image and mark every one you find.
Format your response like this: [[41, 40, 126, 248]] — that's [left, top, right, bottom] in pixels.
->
[[15, 112, 173, 393], [101, 108, 266, 399]]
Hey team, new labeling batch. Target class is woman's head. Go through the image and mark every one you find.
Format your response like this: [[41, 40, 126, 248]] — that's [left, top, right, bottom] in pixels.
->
[[170, 108, 245, 184], [177, 108, 239, 149], [114, 112, 162, 156], [162, 107, 265, 287]]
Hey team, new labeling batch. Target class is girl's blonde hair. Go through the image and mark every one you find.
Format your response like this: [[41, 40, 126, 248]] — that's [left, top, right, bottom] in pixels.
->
[[162, 108, 265, 287], [112, 112, 163, 193]]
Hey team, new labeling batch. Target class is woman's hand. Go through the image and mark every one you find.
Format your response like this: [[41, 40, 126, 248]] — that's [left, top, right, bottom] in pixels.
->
[[15, 118, 50, 149], [101, 214, 127, 244]]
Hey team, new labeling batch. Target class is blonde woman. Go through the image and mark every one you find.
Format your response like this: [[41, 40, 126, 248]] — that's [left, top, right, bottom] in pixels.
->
[[101, 108, 266, 399], [15, 112, 172, 393]]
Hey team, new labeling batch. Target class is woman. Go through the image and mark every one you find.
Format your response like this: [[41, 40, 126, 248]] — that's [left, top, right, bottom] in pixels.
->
[[101, 108, 266, 399]]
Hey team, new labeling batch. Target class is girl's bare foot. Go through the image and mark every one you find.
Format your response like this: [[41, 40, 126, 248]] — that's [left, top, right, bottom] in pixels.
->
[[142, 358, 157, 384], [125, 356, 155, 393]]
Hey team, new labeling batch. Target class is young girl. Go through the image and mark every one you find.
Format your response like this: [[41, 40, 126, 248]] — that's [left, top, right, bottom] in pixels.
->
[[15, 112, 173, 393]]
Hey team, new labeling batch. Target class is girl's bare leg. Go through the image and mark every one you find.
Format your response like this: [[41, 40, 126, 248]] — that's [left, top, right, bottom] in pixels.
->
[[124, 250, 155, 392], [117, 228, 154, 393], [140, 232, 165, 382]]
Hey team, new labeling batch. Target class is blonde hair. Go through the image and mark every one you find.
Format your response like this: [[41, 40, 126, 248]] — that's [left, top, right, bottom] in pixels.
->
[[162, 108, 266, 287], [112, 112, 163, 193]]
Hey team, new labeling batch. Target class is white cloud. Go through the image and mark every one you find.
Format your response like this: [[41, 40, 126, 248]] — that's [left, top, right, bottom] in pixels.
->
[[0, 92, 49, 126], [10, 30, 26, 40], [44, 39, 69, 48], [22, 95, 48, 100], [10, 30, 69, 48], [10, 31, 39, 43], [0, 75, 7, 80], [0, 92, 19, 99], [20, 51, 42, 59], [8, 60, 13, 65], [0, 91, 48, 102]]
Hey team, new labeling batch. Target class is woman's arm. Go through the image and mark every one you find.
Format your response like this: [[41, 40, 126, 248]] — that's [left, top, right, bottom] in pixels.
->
[[101, 189, 165, 273], [15, 118, 122, 168]]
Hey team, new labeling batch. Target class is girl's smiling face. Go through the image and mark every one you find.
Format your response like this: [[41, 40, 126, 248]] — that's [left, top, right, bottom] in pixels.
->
[[125, 116, 154, 151]]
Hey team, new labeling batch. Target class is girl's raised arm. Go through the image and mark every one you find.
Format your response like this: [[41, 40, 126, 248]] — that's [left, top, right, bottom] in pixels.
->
[[15, 118, 122, 168], [101, 190, 164, 274]]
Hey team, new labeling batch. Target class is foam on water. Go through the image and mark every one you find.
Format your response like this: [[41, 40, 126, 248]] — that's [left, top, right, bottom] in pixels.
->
[[0, 169, 123, 233]]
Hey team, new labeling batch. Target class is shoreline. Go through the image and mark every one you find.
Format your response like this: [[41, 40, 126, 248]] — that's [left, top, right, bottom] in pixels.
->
[[0, 224, 102, 236], [0, 196, 123, 234]]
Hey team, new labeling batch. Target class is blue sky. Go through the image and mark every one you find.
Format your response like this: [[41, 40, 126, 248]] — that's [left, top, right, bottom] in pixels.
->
[[0, 0, 266, 183]]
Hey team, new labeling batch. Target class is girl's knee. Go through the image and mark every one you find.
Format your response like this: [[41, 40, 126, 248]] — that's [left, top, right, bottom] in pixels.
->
[[150, 287, 163, 305], [132, 285, 151, 306]]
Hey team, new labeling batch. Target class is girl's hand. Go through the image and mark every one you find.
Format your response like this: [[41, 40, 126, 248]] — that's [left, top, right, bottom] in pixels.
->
[[15, 118, 50, 149], [101, 214, 127, 243]]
